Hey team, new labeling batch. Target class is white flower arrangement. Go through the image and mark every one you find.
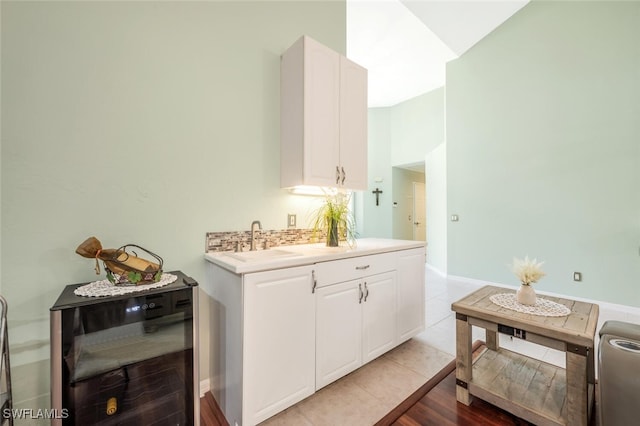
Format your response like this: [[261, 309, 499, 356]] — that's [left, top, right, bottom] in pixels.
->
[[512, 256, 546, 286]]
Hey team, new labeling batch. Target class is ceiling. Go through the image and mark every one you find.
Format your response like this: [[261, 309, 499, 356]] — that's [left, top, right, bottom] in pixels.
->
[[347, 0, 529, 108]]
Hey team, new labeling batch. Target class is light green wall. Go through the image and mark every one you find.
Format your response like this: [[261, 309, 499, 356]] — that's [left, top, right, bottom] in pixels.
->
[[390, 87, 444, 167], [364, 88, 445, 239], [447, 1, 640, 305], [425, 142, 447, 273], [1, 0, 345, 409], [359, 108, 393, 238]]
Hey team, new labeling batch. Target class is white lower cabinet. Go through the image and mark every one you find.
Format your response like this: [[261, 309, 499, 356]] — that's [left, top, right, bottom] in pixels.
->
[[362, 272, 397, 362], [206, 245, 425, 425], [315, 271, 397, 390], [243, 265, 316, 425], [397, 247, 426, 342], [316, 280, 362, 389]]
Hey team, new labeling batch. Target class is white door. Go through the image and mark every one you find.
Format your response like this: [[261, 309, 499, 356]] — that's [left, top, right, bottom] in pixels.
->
[[243, 266, 316, 424], [396, 248, 426, 343], [316, 280, 363, 389], [412, 182, 426, 241], [362, 272, 397, 363]]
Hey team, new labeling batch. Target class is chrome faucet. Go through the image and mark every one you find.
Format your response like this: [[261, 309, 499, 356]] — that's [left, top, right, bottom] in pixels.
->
[[250, 220, 262, 251]]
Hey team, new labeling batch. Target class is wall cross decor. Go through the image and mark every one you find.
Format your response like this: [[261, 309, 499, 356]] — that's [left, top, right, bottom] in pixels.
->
[[372, 188, 383, 206]]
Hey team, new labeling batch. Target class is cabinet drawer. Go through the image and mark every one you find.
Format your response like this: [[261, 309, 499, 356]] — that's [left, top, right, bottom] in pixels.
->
[[314, 252, 396, 288]]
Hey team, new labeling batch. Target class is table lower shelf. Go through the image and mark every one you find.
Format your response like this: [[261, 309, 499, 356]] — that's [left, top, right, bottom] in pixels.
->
[[468, 347, 593, 426]]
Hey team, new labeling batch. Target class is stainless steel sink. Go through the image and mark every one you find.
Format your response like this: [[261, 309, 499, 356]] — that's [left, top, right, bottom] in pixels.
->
[[226, 249, 302, 262]]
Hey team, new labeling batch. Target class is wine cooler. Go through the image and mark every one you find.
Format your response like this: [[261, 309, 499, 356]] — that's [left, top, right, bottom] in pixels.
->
[[50, 271, 199, 425]]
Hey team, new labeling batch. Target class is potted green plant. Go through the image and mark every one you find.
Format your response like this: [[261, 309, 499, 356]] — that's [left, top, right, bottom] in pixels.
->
[[311, 191, 356, 247]]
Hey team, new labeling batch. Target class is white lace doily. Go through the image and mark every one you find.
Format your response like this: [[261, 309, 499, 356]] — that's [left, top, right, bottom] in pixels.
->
[[74, 273, 178, 297], [489, 293, 571, 317]]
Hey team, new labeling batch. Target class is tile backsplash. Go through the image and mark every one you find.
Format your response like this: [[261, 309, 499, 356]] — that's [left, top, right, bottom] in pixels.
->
[[206, 228, 326, 252]]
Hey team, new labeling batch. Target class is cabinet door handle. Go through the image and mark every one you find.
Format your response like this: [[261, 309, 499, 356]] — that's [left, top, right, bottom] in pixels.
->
[[336, 166, 341, 184], [355, 265, 370, 270], [364, 282, 369, 302], [358, 283, 363, 304], [341, 167, 346, 185], [311, 270, 317, 294]]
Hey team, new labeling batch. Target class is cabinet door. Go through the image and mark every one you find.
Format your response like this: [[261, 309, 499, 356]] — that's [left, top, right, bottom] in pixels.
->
[[362, 271, 397, 363], [243, 265, 315, 425], [316, 280, 362, 390], [303, 36, 341, 187], [397, 248, 426, 343], [339, 56, 368, 190]]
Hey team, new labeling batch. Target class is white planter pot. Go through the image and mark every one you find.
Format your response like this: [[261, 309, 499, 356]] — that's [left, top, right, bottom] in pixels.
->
[[516, 284, 537, 306]]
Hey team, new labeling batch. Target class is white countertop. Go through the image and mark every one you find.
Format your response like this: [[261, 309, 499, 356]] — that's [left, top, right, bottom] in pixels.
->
[[204, 238, 425, 274]]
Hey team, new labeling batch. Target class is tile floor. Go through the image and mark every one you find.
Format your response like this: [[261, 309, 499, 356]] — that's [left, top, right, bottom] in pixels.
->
[[261, 265, 640, 425]]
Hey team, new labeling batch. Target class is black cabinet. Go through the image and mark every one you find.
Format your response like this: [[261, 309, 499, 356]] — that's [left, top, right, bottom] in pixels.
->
[[50, 271, 199, 425]]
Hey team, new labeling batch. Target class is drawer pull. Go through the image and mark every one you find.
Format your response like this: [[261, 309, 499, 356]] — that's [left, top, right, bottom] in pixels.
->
[[498, 324, 526, 339], [355, 265, 370, 270]]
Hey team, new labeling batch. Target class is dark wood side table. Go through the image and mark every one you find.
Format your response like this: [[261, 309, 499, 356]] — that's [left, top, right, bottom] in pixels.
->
[[452, 285, 599, 426]]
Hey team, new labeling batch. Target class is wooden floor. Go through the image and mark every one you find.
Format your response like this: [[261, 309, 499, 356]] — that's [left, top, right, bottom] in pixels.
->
[[390, 370, 533, 426], [200, 392, 229, 426]]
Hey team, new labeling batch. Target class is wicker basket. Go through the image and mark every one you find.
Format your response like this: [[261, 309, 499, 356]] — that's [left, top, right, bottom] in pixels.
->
[[76, 237, 163, 285]]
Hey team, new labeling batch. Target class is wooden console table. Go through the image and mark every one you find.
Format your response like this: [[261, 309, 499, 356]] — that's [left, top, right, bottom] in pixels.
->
[[452, 286, 599, 426]]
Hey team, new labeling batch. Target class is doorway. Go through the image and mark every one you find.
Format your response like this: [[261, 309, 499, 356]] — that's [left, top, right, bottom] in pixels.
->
[[412, 182, 426, 241], [392, 164, 425, 241]]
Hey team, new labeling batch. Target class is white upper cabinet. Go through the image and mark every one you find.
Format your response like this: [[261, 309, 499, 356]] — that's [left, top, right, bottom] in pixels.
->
[[281, 35, 368, 190], [338, 56, 368, 190]]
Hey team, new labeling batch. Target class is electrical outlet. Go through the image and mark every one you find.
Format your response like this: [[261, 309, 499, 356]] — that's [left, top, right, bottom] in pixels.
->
[[573, 272, 582, 282], [287, 214, 296, 228], [451, 214, 459, 222]]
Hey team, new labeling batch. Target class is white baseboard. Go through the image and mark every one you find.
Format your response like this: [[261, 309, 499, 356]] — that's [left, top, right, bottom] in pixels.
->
[[446, 274, 640, 318], [425, 262, 447, 277], [200, 378, 210, 398]]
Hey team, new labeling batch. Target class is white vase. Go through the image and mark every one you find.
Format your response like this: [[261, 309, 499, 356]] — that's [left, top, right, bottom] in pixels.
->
[[516, 284, 537, 306]]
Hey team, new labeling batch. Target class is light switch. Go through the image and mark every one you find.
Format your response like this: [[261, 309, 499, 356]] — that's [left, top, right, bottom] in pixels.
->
[[573, 272, 582, 282], [451, 214, 459, 222]]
